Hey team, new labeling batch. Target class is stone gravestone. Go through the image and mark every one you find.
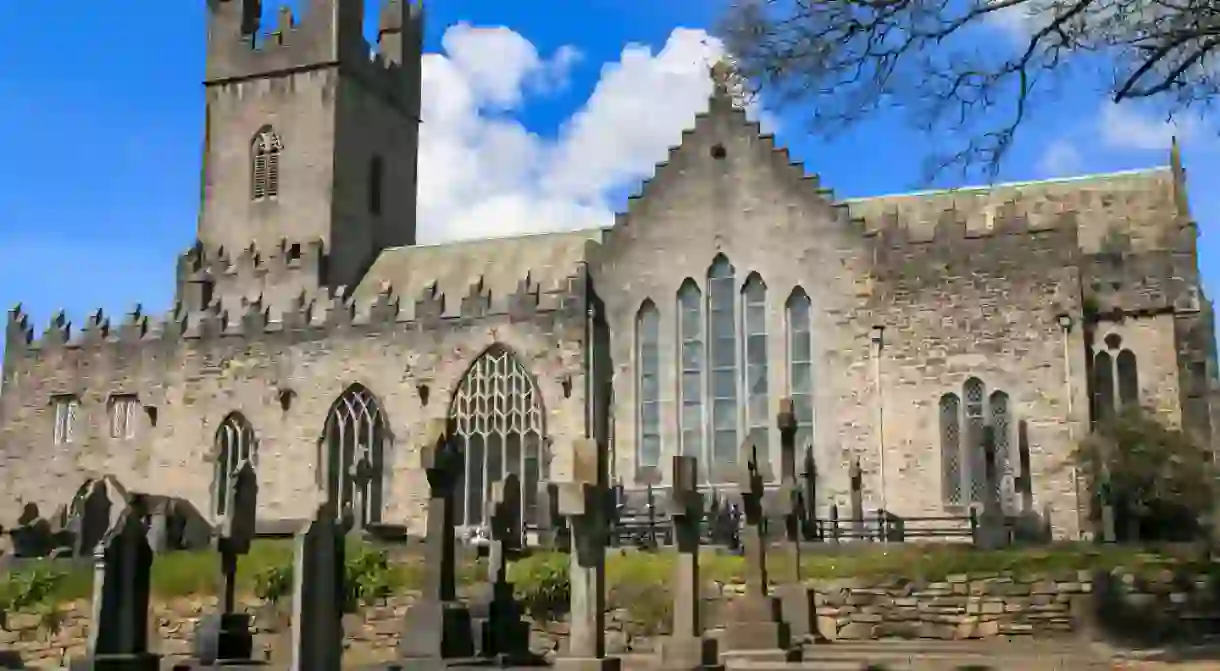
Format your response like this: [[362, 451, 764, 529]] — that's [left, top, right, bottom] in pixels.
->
[[191, 459, 264, 667], [290, 499, 349, 671], [799, 446, 817, 541], [471, 473, 542, 666], [76, 481, 113, 559], [392, 419, 476, 670], [773, 400, 814, 645], [656, 455, 723, 671], [976, 427, 1008, 550], [719, 441, 801, 663], [554, 438, 621, 671], [71, 500, 160, 671]]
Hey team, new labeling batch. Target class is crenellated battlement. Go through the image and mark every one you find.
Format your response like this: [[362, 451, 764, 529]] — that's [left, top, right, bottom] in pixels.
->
[[204, 0, 423, 110], [5, 261, 588, 360], [863, 200, 1082, 252]]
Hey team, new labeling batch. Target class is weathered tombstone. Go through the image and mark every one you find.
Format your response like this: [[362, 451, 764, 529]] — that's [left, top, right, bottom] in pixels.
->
[[290, 499, 349, 671], [719, 441, 801, 663], [192, 460, 264, 666], [656, 455, 723, 671], [71, 501, 160, 670], [470, 473, 543, 666], [392, 419, 477, 669], [849, 460, 864, 538], [535, 482, 567, 550], [976, 427, 1008, 550], [774, 400, 814, 644], [75, 481, 113, 558], [554, 438, 621, 671], [10, 503, 52, 558], [800, 446, 817, 541]]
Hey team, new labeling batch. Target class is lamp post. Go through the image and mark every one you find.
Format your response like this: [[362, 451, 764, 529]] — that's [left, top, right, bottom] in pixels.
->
[[870, 326, 888, 525], [1057, 313, 1085, 540]]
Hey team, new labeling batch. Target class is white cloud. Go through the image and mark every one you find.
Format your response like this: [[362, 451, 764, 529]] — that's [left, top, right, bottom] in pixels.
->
[[1098, 101, 1197, 151], [415, 25, 764, 244], [1037, 139, 1083, 177]]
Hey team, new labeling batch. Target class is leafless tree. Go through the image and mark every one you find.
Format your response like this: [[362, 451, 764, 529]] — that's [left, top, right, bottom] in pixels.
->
[[718, 0, 1220, 181]]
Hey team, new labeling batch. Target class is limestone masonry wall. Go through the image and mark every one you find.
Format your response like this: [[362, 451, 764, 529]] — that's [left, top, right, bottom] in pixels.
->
[[5, 568, 1217, 667]]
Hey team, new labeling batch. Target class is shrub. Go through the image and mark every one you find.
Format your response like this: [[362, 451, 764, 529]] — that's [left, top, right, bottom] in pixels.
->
[[509, 551, 569, 620], [0, 563, 69, 634]]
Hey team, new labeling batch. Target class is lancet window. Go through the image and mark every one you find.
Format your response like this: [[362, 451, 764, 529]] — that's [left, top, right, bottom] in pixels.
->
[[214, 412, 257, 518], [319, 384, 386, 525]]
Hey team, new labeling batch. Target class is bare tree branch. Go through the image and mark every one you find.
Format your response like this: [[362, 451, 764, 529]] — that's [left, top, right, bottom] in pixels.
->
[[718, 0, 1220, 182]]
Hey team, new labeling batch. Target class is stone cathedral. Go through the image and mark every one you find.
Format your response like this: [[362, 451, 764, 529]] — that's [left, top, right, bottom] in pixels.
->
[[1, 0, 1216, 541]]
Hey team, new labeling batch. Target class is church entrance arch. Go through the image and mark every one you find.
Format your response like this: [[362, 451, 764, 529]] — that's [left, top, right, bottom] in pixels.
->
[[448, 344, 545, 529]]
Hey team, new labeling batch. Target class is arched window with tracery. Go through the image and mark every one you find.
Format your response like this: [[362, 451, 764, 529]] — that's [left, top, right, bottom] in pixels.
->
[[636, 300, 662, 470], [1116, 349, 1139, 408], [707, 254, 738, 478], [319, 384, 386, 525], [988, 390, 1012, 505], [677, 280, 704, 466], [939, 393, 962, 505], [742, 273, 769, 456], [786, 287, 814, 461], [963, 377, 987, 504], [251, 127, 282, 200], [214, 412, 257, 518], [449, 346, 545, 528]]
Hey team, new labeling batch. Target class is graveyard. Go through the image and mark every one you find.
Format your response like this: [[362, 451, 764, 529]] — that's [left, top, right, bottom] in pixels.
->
[[0, 411, 1218, 669]]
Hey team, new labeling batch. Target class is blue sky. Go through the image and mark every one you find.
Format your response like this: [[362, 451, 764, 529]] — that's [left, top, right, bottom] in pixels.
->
[[0, 0, 1216, 355]]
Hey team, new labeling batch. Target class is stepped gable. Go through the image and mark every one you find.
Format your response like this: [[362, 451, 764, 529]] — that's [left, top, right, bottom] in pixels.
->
[[843, 168, 1180, 253], [351, 229, 605, 321]]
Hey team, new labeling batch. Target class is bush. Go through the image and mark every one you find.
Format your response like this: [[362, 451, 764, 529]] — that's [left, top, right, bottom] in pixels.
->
[[509, 551, 569, 619], [0, 563, 70, 634]]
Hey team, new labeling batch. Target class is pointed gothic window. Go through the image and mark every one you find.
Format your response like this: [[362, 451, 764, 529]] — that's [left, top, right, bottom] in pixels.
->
[[939, 393, 962, 505], [52, 395, 78, 446], [988, 390, 1011, 506], [1116, 349, 1139, 408], [786, 287, 814, 457], [251, 127, 282, 200], [636, 300, 661, 470], [449, 346, 545, 528], [707, 255, 738, 478], [742, 273, 769, 456], [1093, 350, 1115, 425], [963, 377, 987, 504], [678, 280, 704, 470], [319, 384, 385, 525], [214, 412, 257, 518]]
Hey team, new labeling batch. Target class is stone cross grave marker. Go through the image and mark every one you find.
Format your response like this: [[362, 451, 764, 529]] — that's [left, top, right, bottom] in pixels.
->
[[395, 419, 476, 669], [290, 499, 348, 671], [657, 455, 723, 671], [719, 440, 800, 662], [73, 500, 160, 671], [473, 473, 542, 665], [774, 400, 813, 644], [193, 459, 262, 666], [554, 438, 621, 671], [800, 446, 817, 540], [849, 460, 864, 537]]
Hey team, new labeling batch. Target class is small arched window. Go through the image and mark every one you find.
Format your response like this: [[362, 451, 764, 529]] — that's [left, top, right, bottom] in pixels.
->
[[1093, 350, 1115, 425], [963, 377, 987, 504], [214, 413, 257, 518], [939, 393, 962, 505], [251, 127, 282, 200], [677, 280, 704, 469], [741, 273, 769, 456], [636, 300, 661, 470], [786, 287, 814, 459], [1116, 349, 1139, 408], [988, 390, 1011, 504]]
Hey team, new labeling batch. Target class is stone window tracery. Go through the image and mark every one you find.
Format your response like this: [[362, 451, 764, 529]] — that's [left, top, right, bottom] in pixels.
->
[[319, 384, 385, 525], [636, 300, 662, 470], [213, 412, 257, 518], [251, 127, 282, 201], [707, 254, 739, 479], [52, 395, 78, 446], [108, 394, 139, 440], [449, 345, 545, 529], [939, 393, 962, 505], [988, 390, 1012, 505], [940, 378, 1013, 508], [742, 273, 769, 457], [963, 377, 988, 504], [677, 280, 704, 469], [786, 287, 815, 470]]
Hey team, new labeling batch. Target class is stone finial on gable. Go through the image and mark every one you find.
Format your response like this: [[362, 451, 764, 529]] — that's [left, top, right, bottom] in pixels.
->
[[324, 287, 353, 328], [460, 277, 490, 319], [369, 283, 400, 324], [415, 282, 444, 325], [119, 304, 147, 344], [508, 273, 541, 322], [6, 304, 32, 350], [42, 310, 70, 348], [81, 309, 110, 345]]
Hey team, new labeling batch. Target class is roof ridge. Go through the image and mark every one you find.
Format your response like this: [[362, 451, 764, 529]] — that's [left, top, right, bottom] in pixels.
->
[[841, 166, 1171, 203]]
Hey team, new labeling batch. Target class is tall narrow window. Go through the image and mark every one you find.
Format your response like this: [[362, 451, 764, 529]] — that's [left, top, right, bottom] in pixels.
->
[[786, 288, 814, 459], [963, 377, 987, 504], [1093, 351, 1115, 424], [939, 393, 962, 505], [707, 255, 738, 478], [988, 390, 1011, 507], [108, 394, 139, 440], [742, 273, 769, 458], [1116, 349, 1139, 408], [636, 301, 661, 470], [677, 280, 704, 467], [52, 395, 78, 446], [319, 384, 385, 526], [450, 345, 546, 528], [251, 127, 282, 200], [214, 413, 257, 518], [369, 155, 384, 215]]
